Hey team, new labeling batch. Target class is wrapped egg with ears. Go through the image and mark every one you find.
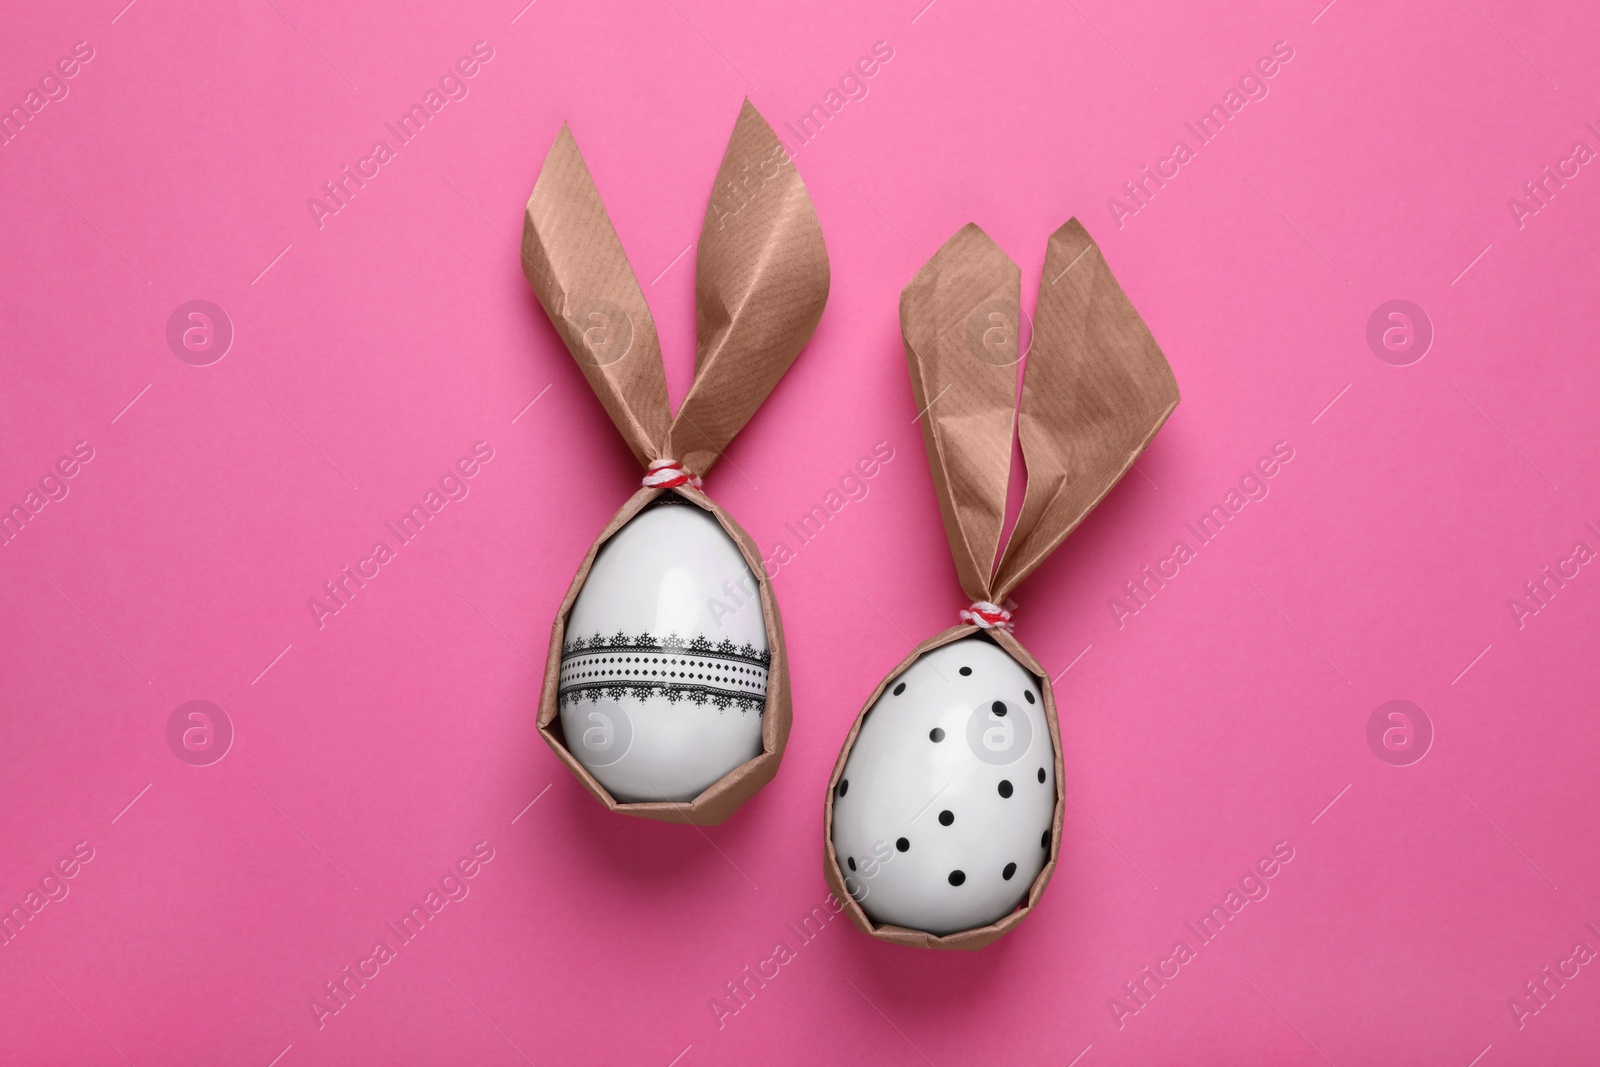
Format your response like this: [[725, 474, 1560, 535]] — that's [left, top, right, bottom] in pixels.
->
[[825, 219, 1180, 947], [520, 100, 829, 825]]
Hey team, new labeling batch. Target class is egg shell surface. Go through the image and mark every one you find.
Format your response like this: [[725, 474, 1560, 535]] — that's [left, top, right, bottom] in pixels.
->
[[832, 637, 1056, 935], [558, 499, 768, 802]]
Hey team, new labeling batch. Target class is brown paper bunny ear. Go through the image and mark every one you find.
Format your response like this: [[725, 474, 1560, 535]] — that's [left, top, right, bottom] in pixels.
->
[[994, 219, 1179, 597], [522, 101, 829, 477], [900, 219, 1178, 607], [899, 224, 1020, 606], [671, 101, 830, 476], [521, 124, 671, 467]]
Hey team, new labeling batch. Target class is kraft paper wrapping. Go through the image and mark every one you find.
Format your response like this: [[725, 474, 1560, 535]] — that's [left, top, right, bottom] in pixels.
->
[[824, 219, 1179, 947], [521, 100, 829, 825]]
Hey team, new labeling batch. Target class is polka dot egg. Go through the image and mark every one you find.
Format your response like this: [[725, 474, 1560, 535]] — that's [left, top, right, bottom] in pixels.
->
[[831, 637, 1055, 936]]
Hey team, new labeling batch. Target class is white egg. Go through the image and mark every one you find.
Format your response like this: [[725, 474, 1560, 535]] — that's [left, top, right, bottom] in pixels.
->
[[559, 496, 768, 803], [832, 637, 1056, 935]]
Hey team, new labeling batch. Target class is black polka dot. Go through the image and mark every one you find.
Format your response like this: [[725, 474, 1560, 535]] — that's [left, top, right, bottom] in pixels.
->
[[837, 779, 848, 797], [1003, 862, 1017, 880], [893, 682, 905, 696], [1041, 830, 1050, 849], [1024, 690, 1036, 704], [929, 728, 945, 743], [938, 810, 954, 826], [948, 870, 966, 886], [959, 666, 972, 676], [998, 780, 1013, 798], [991, 700, 1007, 717], [896, 837, 909, 852], [1038, 767, 1046, 783], [847, 856, 856, 871]]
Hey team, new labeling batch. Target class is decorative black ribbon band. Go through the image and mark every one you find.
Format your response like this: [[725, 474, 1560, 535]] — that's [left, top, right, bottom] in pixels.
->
[[558, 631, 769, 713]]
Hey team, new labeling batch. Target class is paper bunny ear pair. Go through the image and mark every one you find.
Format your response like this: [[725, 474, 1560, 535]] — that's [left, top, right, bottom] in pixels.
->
[[520, 101, 827, 826], [901, 220, 1179, 615], [521, 99, 830, 479], [820, 222, 1178, 951]]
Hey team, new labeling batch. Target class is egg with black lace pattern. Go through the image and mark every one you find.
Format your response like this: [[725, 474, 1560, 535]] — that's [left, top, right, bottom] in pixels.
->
[[557, 497, 767, 802]]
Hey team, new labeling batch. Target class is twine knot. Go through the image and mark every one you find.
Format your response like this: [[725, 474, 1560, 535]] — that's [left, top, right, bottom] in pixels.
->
[[642, 459, 702, 491], [960, 600, 1014, 631]]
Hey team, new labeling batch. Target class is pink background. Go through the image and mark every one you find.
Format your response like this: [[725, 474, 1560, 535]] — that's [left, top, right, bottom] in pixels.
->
[[3, 0, 1599, 1063]]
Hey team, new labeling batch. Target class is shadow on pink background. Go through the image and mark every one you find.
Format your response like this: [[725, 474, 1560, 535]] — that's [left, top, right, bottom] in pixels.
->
[[2, 0, 1598, 1063]]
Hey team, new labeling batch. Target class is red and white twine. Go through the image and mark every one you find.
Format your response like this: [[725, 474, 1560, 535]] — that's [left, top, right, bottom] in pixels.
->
[[642, 458, 702, 491], [960, 600, 1014, 631]]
